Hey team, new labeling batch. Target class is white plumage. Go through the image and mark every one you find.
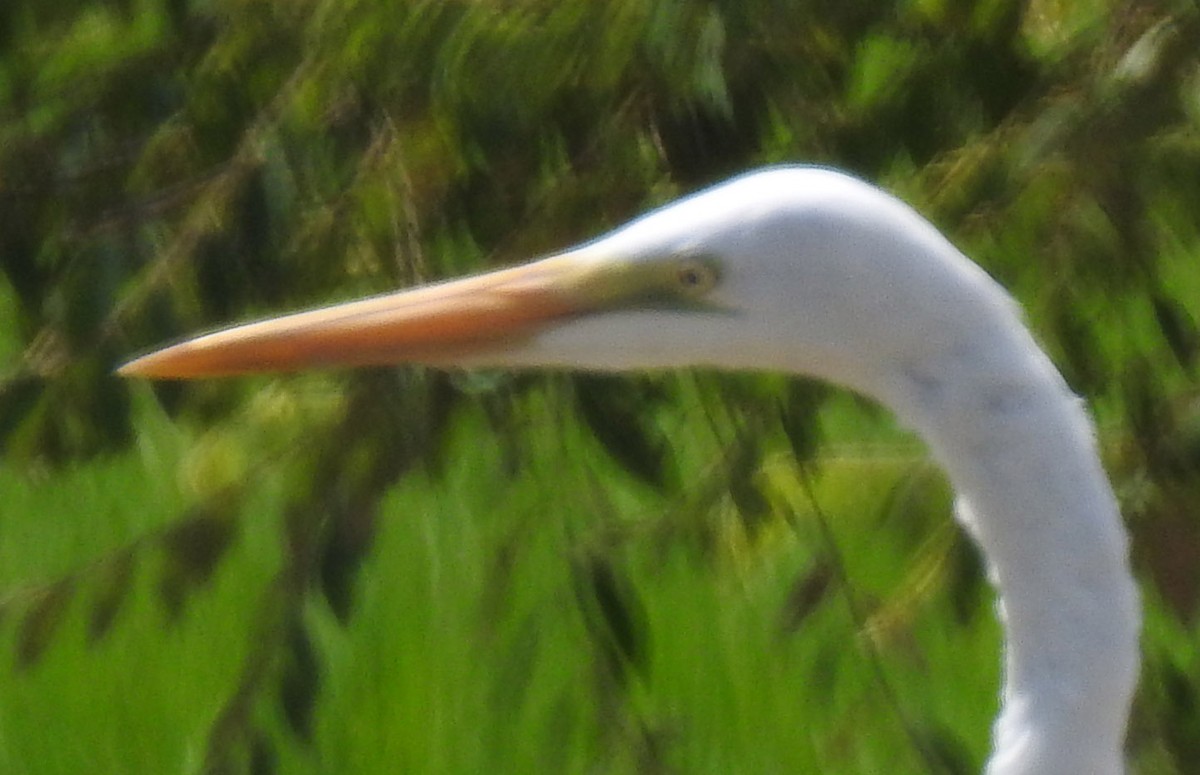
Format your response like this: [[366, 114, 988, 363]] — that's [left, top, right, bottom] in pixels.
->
[[123, 166, 1141, 774]]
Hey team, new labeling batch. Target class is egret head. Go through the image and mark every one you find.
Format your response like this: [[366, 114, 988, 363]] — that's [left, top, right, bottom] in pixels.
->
[[120, 166, 1012, 399]]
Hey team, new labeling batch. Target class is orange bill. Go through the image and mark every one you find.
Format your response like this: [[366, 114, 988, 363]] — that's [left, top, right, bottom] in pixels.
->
[[118, 252, 612, 379]]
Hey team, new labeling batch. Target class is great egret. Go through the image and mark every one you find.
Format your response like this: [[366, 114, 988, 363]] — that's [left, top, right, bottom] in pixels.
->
[[121, 166, 1139, 775]]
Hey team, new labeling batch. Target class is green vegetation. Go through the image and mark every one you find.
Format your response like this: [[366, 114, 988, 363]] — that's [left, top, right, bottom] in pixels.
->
[[2, 1, 1199, 772]]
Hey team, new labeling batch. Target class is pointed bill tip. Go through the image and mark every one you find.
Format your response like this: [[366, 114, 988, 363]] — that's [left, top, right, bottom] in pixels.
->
[[116, 338, 261, 380], [115, 356, 150, 379], [117, 348, 203, 380], [114, 252, 610, 380]]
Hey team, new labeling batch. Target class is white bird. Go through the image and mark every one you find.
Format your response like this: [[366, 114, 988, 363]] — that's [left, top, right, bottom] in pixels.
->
[[121, 166, 1140, 774]]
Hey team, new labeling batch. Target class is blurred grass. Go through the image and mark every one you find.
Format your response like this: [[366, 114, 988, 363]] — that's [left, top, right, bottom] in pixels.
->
[[1, 1, 1199, 772], [0, 379, 1005, 774]]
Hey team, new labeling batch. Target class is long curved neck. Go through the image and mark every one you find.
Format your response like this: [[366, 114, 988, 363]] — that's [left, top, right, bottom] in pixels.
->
[[880, 352, 1139, 774]]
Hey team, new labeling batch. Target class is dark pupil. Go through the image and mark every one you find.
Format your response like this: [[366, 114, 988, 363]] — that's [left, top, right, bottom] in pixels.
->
[[679, 267, 702, 287]]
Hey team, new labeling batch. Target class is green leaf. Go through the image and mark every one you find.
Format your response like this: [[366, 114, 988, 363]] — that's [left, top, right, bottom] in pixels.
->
[[1152, 292, 1199, 370], [16, 579, 74, 670], [158, 507, 238, 620], [848, 34, 921, 111], [780, 559, 834, 635], [87, 550, 136, 644], [571, 553, 649, 686], [319, 500, 378, 623], [280, 616, 320, 742], [728, 434, 771, 531]]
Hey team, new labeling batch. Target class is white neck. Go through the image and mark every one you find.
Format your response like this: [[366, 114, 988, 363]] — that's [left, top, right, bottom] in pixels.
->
[[877, 341, 1139, 774]]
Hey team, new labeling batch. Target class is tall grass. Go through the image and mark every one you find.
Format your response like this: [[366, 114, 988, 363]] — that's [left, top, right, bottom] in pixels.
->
[[1, 383, 1016, 774]]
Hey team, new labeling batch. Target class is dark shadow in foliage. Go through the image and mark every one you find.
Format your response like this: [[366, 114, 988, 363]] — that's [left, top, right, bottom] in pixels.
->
[[87, 549, 137, 644], [779, 558, 835, 637], [1051, 300, 1108, 398], [911, 722, 979, 775], [280, 614, 320, 742], [318, 497, 380, 624], [249, 729, 278, 775], [727, 432, 772, 533], [653, 93, 766, 187], [0, 374, 46, 452], [571, 552, 650, 688], [837, 2, 1037, 174], [779, 378, 830, 468], [1160, 660, 1200, 767], [194, 168, 290, 321], [1152, 292, 1199, 373], [947, 531, 988, 628], [15, 579, 74, 671], [574, 374, 675, 491], [159, 503, 239, 621]]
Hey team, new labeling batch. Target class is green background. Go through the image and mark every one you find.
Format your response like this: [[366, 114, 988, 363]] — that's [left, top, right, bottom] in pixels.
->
[[2, 1, 1200, 772]]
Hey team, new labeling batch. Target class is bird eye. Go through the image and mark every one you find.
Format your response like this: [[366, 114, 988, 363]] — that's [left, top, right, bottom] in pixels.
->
[[673, 257, 720, 297]]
